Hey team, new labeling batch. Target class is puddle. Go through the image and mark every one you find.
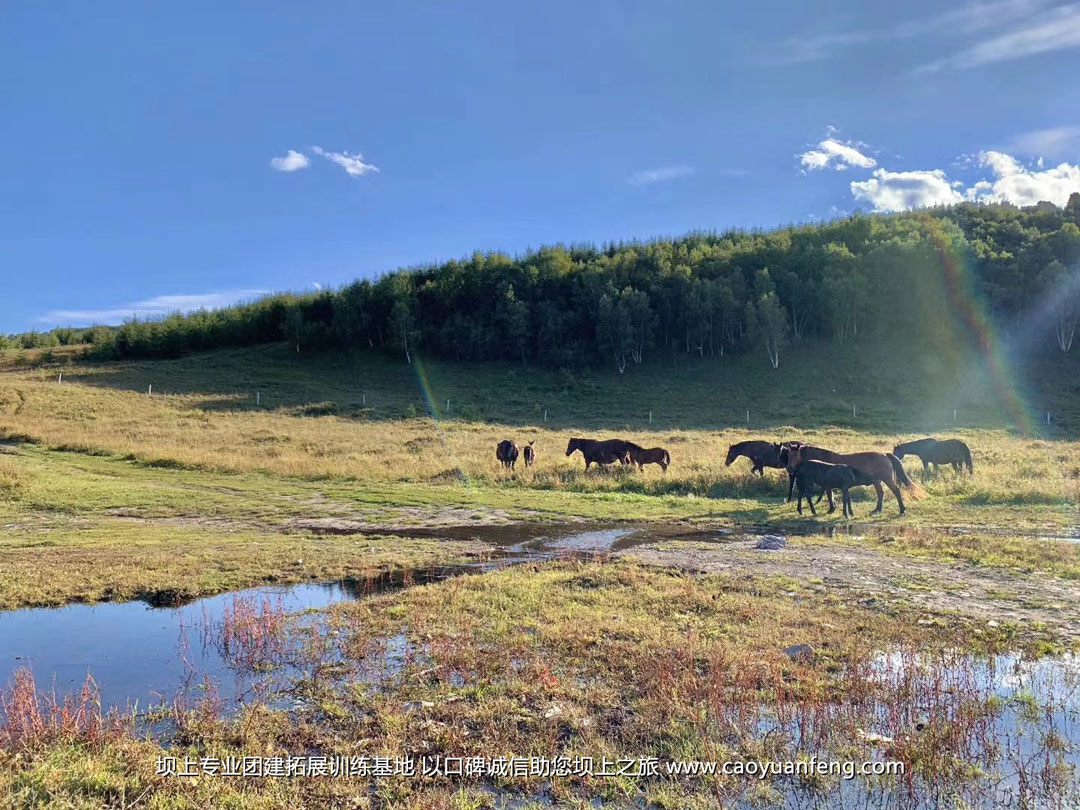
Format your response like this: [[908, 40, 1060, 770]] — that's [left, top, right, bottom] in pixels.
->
[[0, 525, 660, 719]]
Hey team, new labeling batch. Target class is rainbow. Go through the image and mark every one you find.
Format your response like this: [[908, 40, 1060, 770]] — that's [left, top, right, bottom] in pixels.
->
[[922, 216, 1036, 435], [411, 353, 475, 486]]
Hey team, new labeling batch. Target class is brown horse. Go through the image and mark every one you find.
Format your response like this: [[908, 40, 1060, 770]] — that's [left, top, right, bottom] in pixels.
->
[[523, 440, 536, 467], [625, 443, 671, 472], [780, 441, 913, 515], [724, 440, 784, 476], [495, 439, 519, 470], [565, 438, 634, 470]]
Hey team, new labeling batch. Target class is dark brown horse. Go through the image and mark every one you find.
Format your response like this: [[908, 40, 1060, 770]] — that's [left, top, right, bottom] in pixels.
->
[[496, 439, 519, 470], [893, 438, 972, 476], [565, 438, 633, 470], [625, 443, 671, 472], [725, 440, 784, 476], [787, 445, 857, 518], [523, 440, 536, 467], [780, 441, 914, 515]]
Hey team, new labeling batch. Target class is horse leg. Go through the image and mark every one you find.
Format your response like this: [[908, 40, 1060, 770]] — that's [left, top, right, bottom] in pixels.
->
[[787, 472, 796, 503], [842, 486, 852, 518], [921, 459, 930, 480], [886, 479, 905, 515], [870, 482, 884, 514], [796, 482, 804, 515], [826, 489, 836, 513], [806, 485, 818, 516]]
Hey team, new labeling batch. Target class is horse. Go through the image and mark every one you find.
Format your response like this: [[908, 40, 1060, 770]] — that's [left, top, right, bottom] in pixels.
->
[[893, 438, 972, 477], [565, 437, 634, 470], [780, 441, 913, 515], [625, 443, 671, 472], [787, 446, 857, 518], [725, 440, 784, 476], [522, 440, 536, 467], [495, 439, 519, 470]]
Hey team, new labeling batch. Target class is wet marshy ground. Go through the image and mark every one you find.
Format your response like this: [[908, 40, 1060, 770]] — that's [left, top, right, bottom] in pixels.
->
[[2, 523, 1079, 807]]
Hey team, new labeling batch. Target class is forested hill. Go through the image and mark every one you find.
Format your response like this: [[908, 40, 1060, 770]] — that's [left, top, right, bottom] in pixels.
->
[[10, 197, 1080, 372]]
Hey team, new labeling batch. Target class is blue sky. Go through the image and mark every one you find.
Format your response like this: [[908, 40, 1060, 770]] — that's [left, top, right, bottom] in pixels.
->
[[3, 0, 1080, 331]]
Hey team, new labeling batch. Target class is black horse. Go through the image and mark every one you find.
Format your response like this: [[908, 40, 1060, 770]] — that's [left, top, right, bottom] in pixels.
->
[[724, 440, 784, 476], [523, 440, 536, 467], [893, 438, 973, 477], [787, 446, 857, 518], [495, 439, 519, 470], [565, 438, 634, 470]]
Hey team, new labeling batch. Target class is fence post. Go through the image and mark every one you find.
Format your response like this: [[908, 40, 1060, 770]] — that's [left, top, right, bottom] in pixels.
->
[[746, 409, 750, 424], [648, 410, 652, 424], [853, 404, 856, 420], [446, 399, 450, 412], [953, 408, 957, 422], [544, 409, 547, 423], [57, 373, 62, 384], [256, 391, 260, 406], [148, 384, 152, 396]]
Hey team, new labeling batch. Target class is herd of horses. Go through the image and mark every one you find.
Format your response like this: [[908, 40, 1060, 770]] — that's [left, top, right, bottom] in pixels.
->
[[496, 435, 974, 517]]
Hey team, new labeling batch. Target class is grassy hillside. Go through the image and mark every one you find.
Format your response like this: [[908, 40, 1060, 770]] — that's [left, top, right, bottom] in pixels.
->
[[1, 342, 1078, 532]]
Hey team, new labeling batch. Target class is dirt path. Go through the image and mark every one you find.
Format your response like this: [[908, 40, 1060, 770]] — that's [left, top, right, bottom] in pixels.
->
[[621, 536, 1080, 642]]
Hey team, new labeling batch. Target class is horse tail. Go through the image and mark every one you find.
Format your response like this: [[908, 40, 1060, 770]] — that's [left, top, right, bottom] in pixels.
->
[[963, 444, 973, 474], [663, 450, 671, 466], [887, 453, 914, 488]]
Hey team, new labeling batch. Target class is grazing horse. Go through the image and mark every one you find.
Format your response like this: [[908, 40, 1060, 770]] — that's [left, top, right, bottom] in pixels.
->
[[565, 437, 633, 470], [625, 443, 671, 472], [787, 446, 857, 518], [495, 439, 519, 470], [780, 441, 913, 515], [893, 438, 973, 476], [725, 440, 784, 476], [523, 440, 536, 467]]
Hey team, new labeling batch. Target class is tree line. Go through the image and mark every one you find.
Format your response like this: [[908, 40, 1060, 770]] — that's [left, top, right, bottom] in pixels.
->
[[7, 196, 1080, 371]]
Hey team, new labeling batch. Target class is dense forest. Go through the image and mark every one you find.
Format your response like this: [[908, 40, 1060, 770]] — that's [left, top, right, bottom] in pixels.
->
[[6, 196, 1080, 371]]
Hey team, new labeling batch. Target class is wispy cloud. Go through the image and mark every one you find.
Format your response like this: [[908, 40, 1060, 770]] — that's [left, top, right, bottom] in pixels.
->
[[312, 146, 379, 177], [772, 0, 1061, 67], [1005, 125, 1080, 159], [626, 165, 695, 186], [270, 149, 311, 172], [799, 137, 877, 172], [918, 3, 1080, 71], [38, 290, 270, 327]]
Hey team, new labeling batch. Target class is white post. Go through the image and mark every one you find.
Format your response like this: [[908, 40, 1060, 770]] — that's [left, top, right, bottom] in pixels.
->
[[57, 373, 62, 384], [256, 392, 260, 406], [362, 393, 366, 405], [648, 410, 652, 424], [746, 409, 750, 424], [446, 399, 450, 412], [544, 409, 547, 422], [148, 384, 152, 396], [1047, 411, 1051, 426], [953, 408, 957, 422], [853, 404, 856, 419]]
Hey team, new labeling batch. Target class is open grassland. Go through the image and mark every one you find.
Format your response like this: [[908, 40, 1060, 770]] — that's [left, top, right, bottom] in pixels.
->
[[1, 344, 1079, 528], [3, 344, 1080, 807]]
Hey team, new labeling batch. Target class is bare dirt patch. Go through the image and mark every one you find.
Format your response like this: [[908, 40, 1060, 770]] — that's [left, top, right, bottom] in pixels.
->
[[622, 537, 1080, 642]]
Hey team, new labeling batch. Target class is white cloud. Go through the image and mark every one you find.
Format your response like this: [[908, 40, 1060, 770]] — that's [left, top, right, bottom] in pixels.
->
[[626, 165, 694, 185], [850, 168, 965, 212], [919, 3, 1080, 71], [800, 138, 877, 172], [965, 150, 1080, 206], [312, 146, 379, 177], [1006, 125, 1080, 159], [845, 149, 1080, 212], [270, 149, 310, 172], [38, 290, 270, 327], [773, 0, 1053, 64]]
